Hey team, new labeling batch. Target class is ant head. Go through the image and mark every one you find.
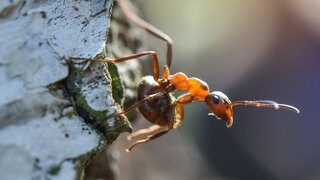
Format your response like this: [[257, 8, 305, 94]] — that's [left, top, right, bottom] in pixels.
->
[[205, 91, 234, 128], [205, 91, 300, 128]]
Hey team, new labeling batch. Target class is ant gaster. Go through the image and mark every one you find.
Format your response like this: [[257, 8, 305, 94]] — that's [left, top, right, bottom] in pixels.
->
[[93, 0, 299, 152]]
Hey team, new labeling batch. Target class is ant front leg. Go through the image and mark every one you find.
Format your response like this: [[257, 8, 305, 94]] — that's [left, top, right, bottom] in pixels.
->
[[173, 103, 184, 128], [171, 93, 199, 128], [94, 51, 160, 81]]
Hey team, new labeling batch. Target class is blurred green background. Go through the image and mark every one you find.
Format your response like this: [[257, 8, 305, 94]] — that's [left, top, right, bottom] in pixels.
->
[[113, 0, 319, 179]]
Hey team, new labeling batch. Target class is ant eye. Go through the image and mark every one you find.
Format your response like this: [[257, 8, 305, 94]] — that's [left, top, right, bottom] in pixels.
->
[[212, 95, 220, 104]]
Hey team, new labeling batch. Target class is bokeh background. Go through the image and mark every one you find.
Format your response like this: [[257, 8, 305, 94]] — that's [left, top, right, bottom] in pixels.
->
[[111, 0, 320, 179]]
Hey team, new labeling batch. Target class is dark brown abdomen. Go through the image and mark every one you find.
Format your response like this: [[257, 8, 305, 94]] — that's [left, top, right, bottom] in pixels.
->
[[137, 76, 175, 126]]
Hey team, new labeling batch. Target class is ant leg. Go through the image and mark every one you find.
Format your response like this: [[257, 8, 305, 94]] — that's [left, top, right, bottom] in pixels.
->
[[94, 51, 160, 81], [171, 93, 197, 128], [127, 124, 165, 140], [107, 91, 166, 119], [126, 103, 176, 152], [119, 97, 186, 152], [126, 130, 170, 152], [117, 0, 173, 68], [173, 103, 184, 129], [176, 93, 194, 104]]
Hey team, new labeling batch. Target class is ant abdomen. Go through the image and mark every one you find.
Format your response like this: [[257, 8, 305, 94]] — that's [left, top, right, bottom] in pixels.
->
[[137, 76, 174, 126]]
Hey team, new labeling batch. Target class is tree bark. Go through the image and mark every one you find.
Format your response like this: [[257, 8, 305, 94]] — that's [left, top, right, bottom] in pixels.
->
[[0, 0, 141, 179]]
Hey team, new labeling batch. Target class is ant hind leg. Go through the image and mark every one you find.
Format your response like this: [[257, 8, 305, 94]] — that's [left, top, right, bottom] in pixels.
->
[[126, 130, 170, 152], [127, 124, 165, 140], [126, 103, 176, 152]]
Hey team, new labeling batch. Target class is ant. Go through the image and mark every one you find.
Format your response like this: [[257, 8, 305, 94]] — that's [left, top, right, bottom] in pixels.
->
[[93, 0, 300, 152]]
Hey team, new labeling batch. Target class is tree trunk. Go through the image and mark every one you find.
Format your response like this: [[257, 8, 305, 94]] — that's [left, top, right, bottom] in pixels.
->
[[0, 0, 141, 179]]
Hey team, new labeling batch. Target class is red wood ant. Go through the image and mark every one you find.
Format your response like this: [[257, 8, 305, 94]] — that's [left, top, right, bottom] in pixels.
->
[[93, 0, 300, 152]]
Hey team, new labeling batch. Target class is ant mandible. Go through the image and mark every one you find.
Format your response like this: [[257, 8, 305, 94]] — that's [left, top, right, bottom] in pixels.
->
[[93, 0, 300, 152]]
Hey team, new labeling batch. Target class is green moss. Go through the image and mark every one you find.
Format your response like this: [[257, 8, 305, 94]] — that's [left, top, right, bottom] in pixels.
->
[[107, 63, 124, 106], [63, 61, 132, 142], [75, 95, 106, 122]]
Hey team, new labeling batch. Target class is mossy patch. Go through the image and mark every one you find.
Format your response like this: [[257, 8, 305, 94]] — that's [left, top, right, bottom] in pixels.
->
[[107, 62, 124, 106], [63, 61, 132, 142], [75, 95, 106, 122]]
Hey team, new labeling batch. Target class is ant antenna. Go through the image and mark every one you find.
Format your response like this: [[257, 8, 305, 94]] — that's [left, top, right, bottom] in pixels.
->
[[231, 100, 300, 113]]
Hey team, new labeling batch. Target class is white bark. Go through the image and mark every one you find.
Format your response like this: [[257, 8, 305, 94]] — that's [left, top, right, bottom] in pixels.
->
[[0, 0, 134, 179]]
